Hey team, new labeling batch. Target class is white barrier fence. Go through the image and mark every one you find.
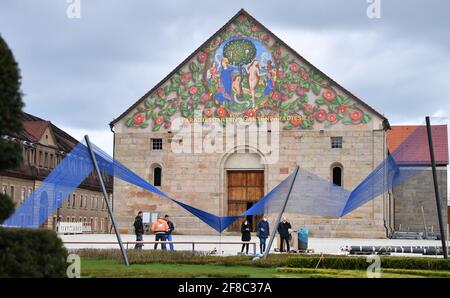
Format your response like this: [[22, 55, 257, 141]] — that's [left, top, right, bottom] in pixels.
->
[[57, 222, 92, 234]]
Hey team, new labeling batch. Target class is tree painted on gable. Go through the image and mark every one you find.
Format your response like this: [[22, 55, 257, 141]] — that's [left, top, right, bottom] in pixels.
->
[[125, 14, 372, 131]]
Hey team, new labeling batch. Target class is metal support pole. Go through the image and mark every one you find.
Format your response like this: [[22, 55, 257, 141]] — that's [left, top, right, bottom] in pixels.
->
[[84, 135, 130, 266], [425, 117, 448, 258], [263, 166, 300, 259]]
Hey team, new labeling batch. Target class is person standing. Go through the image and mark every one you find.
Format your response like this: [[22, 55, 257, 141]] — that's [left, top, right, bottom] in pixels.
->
[[164, 214, 175, 251], [256, 216, 270, 254], [133, 211, 144, 250], [240, 220, 251, 254], [277, 217, 292, 253], [151, 216, 169, 250]]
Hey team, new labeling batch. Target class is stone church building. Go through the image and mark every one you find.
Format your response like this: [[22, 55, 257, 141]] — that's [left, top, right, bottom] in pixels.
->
[[109, 10, 447, 238]]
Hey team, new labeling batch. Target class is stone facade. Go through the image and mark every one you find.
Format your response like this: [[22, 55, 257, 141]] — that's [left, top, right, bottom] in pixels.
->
[[112, 125, 388, 238], [393, 167, 448, 233], [110, 10, 391, 238]]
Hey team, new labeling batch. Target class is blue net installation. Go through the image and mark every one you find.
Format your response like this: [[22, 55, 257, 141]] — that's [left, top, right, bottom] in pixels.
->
[[3, 123, 446, 232]]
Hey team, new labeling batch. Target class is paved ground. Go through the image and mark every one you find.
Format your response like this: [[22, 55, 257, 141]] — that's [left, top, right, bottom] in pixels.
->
[[60, 233, 447, 257]]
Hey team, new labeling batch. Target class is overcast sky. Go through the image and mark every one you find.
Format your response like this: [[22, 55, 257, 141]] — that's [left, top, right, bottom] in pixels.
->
[[1, 0, 450, 156]]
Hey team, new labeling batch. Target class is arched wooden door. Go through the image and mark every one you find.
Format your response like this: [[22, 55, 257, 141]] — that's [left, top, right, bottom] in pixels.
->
[[227, 170, 264, 232]]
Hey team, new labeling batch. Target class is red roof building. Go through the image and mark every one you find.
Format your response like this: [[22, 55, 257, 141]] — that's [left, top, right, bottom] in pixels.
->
[[387, 125, 449, 166]]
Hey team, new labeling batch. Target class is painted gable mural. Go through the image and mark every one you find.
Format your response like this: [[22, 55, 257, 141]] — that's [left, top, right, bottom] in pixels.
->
[[123, 13, 373, 131]]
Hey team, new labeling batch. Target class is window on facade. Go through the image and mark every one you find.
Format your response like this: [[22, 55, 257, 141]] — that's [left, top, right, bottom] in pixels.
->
[[80, 195, 83, 208], [2, 185, 7, 195], [92, 196, 95, 209], [44, 152, 48, 168], [332, 165, 343, 186], [72, 194, 76, 208], [153, 166, 162, 187], [331, 137, 343, 149], [38, 151, 43, 167], [10, 186, 15, 201], [152, 138, 163, 150], [50, 154, 54, 169], [21, 188, 26, 204], [67, 196, 71, 207]]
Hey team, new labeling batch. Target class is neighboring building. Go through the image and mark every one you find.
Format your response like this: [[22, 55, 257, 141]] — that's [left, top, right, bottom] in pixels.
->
[[388, 125, 448, 234], [109, 10, 392, 238], [0, 112, 113, 233]]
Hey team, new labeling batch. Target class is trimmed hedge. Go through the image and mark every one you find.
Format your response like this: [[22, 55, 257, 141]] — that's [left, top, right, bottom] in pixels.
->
[[0, 228, 68, 277], [74, 249, 450, 271]]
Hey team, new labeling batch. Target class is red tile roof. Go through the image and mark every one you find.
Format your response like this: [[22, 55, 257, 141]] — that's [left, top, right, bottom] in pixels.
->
[[22, 120, 49, 142], [387, 125, 448, 165]]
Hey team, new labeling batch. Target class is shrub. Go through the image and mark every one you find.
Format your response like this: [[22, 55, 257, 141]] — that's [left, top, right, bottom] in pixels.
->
[[0, 228, 68, 277], [0, 193, 15, 223]]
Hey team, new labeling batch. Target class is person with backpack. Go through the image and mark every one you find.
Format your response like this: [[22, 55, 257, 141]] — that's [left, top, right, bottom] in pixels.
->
[[133, 211, 144, 250], [151, 216, 169, 250]]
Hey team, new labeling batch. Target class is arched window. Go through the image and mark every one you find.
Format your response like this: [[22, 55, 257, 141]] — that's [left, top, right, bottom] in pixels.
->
[[331, 163, 343, 186], [153, 166, 162, 187]]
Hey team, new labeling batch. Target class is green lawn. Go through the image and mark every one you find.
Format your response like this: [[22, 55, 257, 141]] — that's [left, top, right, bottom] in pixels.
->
[[80, 259, 450, 278]]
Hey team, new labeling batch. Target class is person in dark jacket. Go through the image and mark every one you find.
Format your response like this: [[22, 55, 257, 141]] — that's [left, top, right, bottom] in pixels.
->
[[164, 214, 175, 251], [277, 217, 292, 253], [133, 211, 144, 250], [240, 220, 251, 254], [256, 216, 270, 254]]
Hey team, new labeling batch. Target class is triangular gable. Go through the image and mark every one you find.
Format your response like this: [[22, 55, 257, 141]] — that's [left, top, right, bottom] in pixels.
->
[[110, 9, 389, 131]]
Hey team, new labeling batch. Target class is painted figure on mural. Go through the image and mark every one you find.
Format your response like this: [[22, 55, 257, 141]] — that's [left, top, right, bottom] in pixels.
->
[[214, 57, 236, 104], [264, 70, 274, 97], [246, 60, 260, 108]]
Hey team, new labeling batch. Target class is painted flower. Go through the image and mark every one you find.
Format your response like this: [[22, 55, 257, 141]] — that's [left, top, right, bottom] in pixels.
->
[[204, 108, 213, 117], [181, 72, 192, 84], [251, 25, 259, 32], [277, 70, 285, 78], [271, 91, 281, 101], [157, 88, 165, 98], [201, 93, 211, 103], [288, 84, 297, 92], [323, 89, 336, 102], [187, 99, 194, 106], [303, 104, 313, 113], [290, 64, 299, 73], [281, 94, 289, 101], [338, 105, 347, 114], [290, 118, 301, 126], [238, 15, 247, 22], [300, 71, 309, 80], [350, 110, 362, 122], [245, 109, 256, 118], [197, 52, 207, 63], [214, 38, 221, 46], [189, 86, 198, 95], [154, 116, 164, 126], [164, 121, 172, 129], [133, 114, 145, 126], [328, 113, 338, 123], [217, 107, 227, 118], [296, 87, 306, 96], [315, 109, 327, 122], [263, 34, 270, 42]]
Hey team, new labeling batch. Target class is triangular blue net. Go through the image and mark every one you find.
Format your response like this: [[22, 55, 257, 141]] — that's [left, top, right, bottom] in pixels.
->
[[3, 124, 442, 232]]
